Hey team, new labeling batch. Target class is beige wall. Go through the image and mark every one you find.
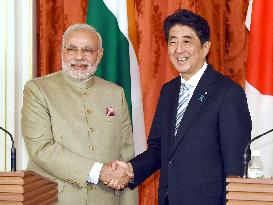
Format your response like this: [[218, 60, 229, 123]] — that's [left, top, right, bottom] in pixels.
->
[[0, 0, 35, 171]]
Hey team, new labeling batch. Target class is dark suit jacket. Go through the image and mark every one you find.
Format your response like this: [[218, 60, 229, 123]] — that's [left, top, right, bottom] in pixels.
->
[[129, 65, 252, 205]]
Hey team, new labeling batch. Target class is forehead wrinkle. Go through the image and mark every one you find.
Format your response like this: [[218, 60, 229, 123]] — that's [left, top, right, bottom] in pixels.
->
[[64, 31, 99, 47]]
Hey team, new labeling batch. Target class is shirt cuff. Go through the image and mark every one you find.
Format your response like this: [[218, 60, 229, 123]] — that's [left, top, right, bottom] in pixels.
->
[[87, 162, 103, 184]]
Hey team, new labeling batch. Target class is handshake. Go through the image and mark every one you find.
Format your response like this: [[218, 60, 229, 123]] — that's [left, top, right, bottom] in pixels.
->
[[99, 161, 134, 190]]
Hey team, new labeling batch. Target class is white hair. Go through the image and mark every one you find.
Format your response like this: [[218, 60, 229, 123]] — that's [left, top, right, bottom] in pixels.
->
[[62, 24, 102, 48]]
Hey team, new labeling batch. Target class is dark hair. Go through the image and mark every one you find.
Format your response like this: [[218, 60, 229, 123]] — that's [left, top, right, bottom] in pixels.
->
[[163, 9, 210, 45]]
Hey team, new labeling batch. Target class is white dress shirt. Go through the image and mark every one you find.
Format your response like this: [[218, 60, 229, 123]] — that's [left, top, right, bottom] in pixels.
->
[[87, 62, 208, 184]]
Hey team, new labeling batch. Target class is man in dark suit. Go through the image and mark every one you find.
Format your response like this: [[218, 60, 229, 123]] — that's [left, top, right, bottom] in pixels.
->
[[107, 9, 252, 205]]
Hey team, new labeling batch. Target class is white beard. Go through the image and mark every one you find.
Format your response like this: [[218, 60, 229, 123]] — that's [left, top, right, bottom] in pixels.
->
[[62, 60, 98, 81]]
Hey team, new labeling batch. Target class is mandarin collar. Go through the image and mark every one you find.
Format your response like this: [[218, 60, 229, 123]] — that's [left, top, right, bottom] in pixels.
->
[[62, 70, 95, 89]]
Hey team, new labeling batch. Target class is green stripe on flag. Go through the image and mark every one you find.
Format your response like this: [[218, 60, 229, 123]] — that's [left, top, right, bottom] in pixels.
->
[[86, 0, 132, 116]]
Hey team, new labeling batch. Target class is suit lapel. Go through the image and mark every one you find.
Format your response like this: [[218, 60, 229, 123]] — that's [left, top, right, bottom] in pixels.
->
[[170, 66, 216, 156]]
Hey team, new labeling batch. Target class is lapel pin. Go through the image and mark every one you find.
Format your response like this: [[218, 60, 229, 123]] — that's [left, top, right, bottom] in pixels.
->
[[105, 107, 115, 118], [198, 91, 208, 102], [198, 95, 205, 101]]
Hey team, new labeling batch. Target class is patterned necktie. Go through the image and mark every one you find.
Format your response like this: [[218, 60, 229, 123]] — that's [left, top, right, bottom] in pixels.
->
[[174, 82, 190, 136]]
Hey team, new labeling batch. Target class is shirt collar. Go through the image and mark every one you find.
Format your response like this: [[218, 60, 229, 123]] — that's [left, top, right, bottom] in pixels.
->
[[180, 62, 208, 88]]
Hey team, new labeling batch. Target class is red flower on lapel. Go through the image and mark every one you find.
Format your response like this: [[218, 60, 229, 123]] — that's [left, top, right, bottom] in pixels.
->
[[105, 107, 115, 118]]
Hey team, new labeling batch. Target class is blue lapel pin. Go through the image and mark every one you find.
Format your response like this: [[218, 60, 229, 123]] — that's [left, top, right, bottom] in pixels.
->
[[198, 95, 205, 101], [198, 91, 208, 102]]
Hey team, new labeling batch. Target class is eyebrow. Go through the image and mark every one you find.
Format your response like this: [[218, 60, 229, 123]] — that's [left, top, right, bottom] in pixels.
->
[[182, 35, 194, 39], [168, 35, 194, 41], [65, 44, 96, 48]]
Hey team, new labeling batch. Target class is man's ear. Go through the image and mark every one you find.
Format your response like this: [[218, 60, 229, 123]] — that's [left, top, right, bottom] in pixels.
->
[[202, 41, 211, 57], [97, 48, 104, 63]]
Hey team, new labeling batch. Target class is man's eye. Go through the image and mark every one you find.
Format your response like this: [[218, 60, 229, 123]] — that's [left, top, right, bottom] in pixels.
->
[[83, 48, 98, 55], [169, 41, 176, 45], [66, 47, 77, 52], [83, 48, 94, 54]]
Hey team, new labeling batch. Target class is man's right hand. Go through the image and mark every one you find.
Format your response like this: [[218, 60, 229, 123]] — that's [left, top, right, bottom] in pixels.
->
[[99, 161, 134, 190]]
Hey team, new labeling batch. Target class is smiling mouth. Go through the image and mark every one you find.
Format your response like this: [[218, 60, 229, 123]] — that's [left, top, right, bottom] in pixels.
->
[[177, 57, 189, 62], [71, 64, 88, 70]]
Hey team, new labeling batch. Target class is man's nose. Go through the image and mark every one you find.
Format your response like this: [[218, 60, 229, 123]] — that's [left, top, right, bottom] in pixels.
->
[[75, 49, 85, 59], [176, 42, 185, 53]]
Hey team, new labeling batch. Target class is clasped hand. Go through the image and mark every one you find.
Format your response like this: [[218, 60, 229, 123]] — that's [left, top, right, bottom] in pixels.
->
[[99, 161, 134, 190]]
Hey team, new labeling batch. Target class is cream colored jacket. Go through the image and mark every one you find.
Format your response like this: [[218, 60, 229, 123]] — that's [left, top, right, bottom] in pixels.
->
[[21, 71, 138, 205]]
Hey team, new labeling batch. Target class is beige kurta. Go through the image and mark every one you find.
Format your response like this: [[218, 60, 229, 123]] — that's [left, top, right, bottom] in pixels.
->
[[21, 71, 138, 205]]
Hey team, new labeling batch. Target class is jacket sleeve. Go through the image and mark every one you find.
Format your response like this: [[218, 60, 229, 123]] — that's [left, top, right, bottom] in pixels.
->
[[21, 80, 94, 187], [219, 83, 252, 176]]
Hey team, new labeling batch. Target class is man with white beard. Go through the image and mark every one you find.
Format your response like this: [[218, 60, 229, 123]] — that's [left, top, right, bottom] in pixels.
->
[[21, 24, 138, 205]]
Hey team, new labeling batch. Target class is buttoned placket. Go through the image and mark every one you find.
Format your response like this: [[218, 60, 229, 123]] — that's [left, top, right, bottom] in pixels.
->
[[80, 88, 96, 153]]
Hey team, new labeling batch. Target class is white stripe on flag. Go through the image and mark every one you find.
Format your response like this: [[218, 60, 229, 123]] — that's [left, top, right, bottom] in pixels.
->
[[245, 82, 273, 177], [245, 0, 253, 30], [129, 41, 147, 155], [103, 0, 128, 38]]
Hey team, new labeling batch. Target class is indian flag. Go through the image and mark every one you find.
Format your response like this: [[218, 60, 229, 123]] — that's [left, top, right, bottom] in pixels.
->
[[245, 0, 273, 177], [86, 0, 146, 155]]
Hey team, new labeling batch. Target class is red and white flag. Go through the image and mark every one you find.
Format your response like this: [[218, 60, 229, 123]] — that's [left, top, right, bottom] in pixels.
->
[[245, 0, 273, 177]]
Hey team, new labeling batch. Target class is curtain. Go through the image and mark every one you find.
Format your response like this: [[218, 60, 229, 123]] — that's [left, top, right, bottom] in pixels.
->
[[37, 0, 249, 204], [36, 0, 87, 76]]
